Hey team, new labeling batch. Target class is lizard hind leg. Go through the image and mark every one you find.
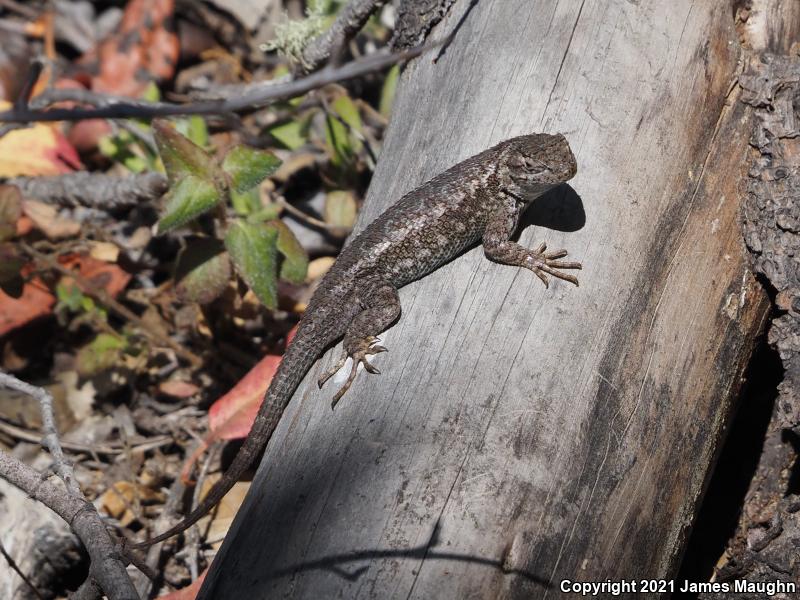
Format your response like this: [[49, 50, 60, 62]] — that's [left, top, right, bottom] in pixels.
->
[[317, 280, 400, 408]]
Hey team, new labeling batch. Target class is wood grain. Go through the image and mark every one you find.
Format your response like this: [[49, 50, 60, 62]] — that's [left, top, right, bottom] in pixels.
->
[[199, 1, 774, 597]]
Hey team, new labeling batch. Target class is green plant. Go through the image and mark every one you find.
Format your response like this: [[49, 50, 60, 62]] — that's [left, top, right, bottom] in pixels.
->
[[153, 120, 308, 310]]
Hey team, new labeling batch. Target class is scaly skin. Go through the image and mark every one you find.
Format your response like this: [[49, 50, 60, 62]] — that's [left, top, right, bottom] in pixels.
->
[[132, 133, 580, 549]]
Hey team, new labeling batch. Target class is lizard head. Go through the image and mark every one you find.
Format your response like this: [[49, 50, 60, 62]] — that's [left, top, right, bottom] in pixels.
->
[[501, 133, 577, 200]]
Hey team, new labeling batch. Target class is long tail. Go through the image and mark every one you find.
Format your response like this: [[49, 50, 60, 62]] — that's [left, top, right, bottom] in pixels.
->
[[131, 326, 323, 549]]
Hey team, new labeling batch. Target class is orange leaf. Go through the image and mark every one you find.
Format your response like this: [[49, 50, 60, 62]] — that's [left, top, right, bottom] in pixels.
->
[[0, 102, 81, 177], [0, 254, 131, 336], [59, 254, 131, 297], [82, 0, 179, 97], [0, 278, 55, 337]]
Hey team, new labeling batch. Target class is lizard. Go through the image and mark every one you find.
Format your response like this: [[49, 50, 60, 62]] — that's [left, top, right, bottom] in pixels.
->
[[132, 132, 581, 549]]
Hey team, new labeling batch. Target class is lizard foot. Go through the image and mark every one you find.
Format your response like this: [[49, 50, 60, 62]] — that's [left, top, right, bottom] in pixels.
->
[[317, 336, 387, 408], [525, 242, 582, 288]]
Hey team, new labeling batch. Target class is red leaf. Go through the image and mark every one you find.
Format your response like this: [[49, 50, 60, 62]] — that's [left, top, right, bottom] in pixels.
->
[[157, 568, 207, 600], [59, 254, 132, 297], [0, 254, 131, 336], [208, 326, 298, 440], [0, 278, 55, 337], [80, 0, 179, 98], [178, 327, 298, 483], [208, 354, 282, 441]]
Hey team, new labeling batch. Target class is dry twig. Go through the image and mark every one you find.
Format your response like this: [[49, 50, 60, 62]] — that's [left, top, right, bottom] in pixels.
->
[[301, 0, 389, 72], [0, 38, 446, 124], [0, 450, 138, 599]]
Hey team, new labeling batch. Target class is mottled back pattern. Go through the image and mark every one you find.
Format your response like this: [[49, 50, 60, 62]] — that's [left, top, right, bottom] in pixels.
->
[[323, 133, 577, 290]]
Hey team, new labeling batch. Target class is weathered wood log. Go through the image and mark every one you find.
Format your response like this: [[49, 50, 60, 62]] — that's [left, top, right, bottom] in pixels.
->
[[199, 1, 785, 597]]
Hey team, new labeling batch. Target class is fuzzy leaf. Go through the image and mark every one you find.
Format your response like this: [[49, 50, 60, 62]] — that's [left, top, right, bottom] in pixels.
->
[[222, 145, 281, 193], [231, 187, 262, 216], [158, 175, 221, 233], [225, 221, 279, 309], [268, 220, 308, 284], [153, 119, 215, 184], [174, 238, 231, 304]]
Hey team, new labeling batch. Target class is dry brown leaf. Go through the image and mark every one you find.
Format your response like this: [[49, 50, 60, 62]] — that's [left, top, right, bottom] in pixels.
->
[[22, 199, 81, 239], [88, 241, 120, 263], [196, 475, 250, 550], [98, 481, 162, 527]]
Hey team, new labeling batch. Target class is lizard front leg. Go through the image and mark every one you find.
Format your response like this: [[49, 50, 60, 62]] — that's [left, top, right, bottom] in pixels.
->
[[483, 199, 581, 287], [318, 279, 401, 407]]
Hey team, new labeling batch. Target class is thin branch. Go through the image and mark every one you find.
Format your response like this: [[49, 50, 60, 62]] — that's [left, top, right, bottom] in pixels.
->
[[274, 194, 339, 232], [0, 371, 81, 497], [0, 539, 46, 600], [0, 40, 444, 124], [0, 0, 39, 19], [0, 420, 172, 456], [0, 450, 139, 600], [10, 172, 167, 209], [70, 577, 103, 600], [301, 0, 389, 72]]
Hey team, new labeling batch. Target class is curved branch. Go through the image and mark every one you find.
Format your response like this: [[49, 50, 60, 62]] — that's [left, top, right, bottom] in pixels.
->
[[0, 451, 138, 600], [301, 0, 389, 72]]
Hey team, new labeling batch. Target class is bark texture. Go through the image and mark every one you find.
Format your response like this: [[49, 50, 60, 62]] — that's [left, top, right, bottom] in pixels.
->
[[693, 7, 800, 593], [200, 1, 783, 597]]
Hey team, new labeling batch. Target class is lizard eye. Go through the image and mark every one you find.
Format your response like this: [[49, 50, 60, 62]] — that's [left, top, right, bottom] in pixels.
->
[[522, 157, 551, 177]]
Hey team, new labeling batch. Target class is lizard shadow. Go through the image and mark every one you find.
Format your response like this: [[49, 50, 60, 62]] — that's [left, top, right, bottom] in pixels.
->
[[519, 183, 585, 235], [266, 518, 551, 587]]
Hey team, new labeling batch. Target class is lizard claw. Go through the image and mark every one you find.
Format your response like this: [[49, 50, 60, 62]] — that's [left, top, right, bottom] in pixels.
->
[[526, 243, 582, 287], [320, 337, 388, 408]]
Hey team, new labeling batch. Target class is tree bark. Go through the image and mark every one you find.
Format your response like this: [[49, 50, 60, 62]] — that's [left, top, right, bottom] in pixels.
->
[[199, 1, 788, 597]]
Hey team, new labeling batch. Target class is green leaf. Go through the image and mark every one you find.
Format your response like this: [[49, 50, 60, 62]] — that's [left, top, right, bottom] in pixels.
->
[[142, 81, 161, 103], [158, 175, 221, 233], [174, 238, 231, 304], [324, 190, 357, 229], [267, 220, 308, 284], [0, 184, 22, 242], [231, 187, 262, 216], [76, 333, 126, 376], [379, 65, 400, 118], [245, 204, 282, 224], [267, 117, 310, 150], [222, 145, 282, 193], [152, 119, 216, 184], [175, 116, 209, 148], [123, 154, 148, 173], [55, 282, 85, 312], [324, 94, 362, 166], [225, 220, 279, 309]]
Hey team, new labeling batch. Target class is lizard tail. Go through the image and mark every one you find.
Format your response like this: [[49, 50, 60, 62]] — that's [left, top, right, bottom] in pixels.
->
[[130, 325, 324, 549]]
